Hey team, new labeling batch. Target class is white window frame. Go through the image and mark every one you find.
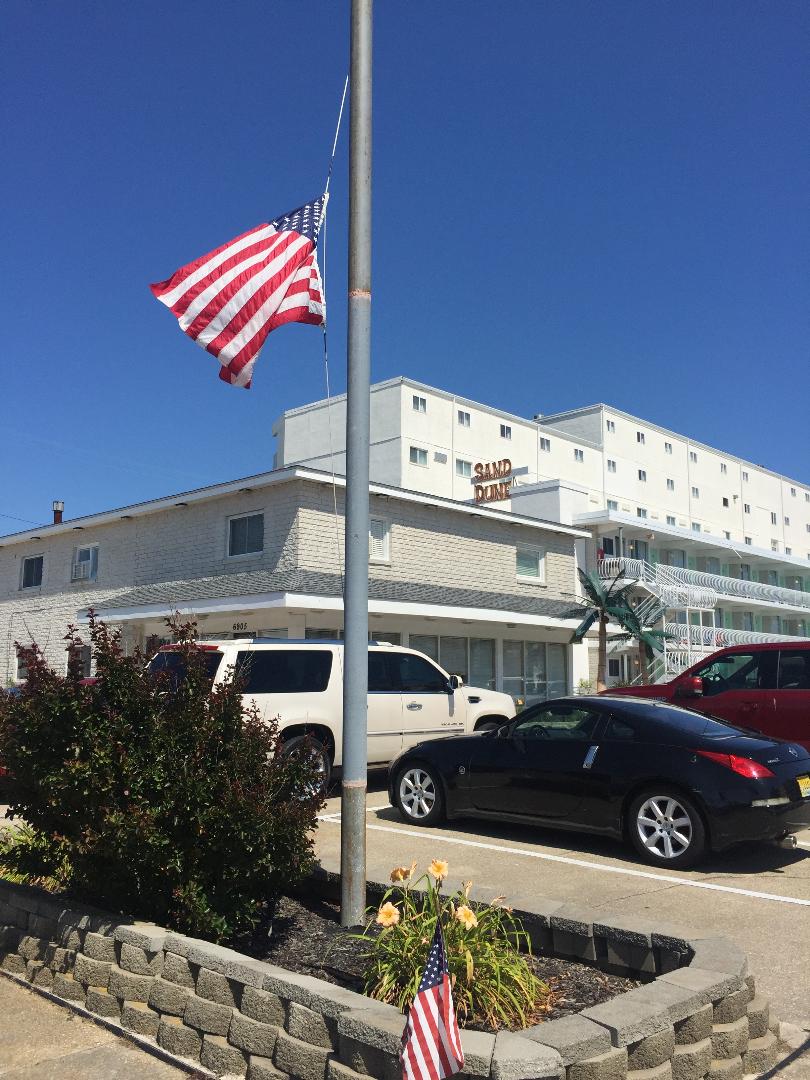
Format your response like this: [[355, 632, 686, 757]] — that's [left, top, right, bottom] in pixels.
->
[[720, 463, 727, 474], [742, 471, 749, 482], [691, 486, 700, 498], [692, 522, 701, 533], [455, 458, 472, 478], [770, 512, 778, 525], [638, 469, 646, 482], [785, 516, 790, 526], [689, 451, 698, 463], [607, 459, 616, 473], [500, 424, 512, 440], [369, 516, 390, 563], [409, 446, 428, 467], [666, 478, 674, 491], [457, 409, 471, 427], [574, 448, 584, 462], [744, 503, 750, 514], [227, 512, 264, 559], [790, 487, 796, 497], [516, 544, 545, 584], [607, 499, 618, 511], [412, 394, 427, 413], [540, 437, 551, 452], [606, 419, 615, 433], [664, 441, 673, 454], [637, 507, 647, 519], [666, 515, 676, 526], [20, 554, 44, 590], [745, 536, 752, 545], [71, 544, 99, 583], [637, 431, 645, 444]]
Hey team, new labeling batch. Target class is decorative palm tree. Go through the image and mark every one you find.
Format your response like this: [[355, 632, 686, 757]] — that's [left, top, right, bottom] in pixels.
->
[[570, 569, 669, 691]]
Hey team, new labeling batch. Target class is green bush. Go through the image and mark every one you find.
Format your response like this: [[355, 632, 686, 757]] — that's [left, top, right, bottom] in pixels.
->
[[359, 859, 548, 1029], [0, 616, 321, 942]]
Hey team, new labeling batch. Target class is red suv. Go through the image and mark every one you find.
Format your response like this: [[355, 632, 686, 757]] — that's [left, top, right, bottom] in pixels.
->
[[605, 642, 810, 750]]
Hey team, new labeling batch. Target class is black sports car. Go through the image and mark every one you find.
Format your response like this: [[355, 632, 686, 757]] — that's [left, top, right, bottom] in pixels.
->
[[387, 695, 810, 867]]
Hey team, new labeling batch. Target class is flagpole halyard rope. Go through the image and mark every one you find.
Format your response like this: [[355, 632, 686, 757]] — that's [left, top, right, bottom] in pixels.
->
[[325, 75, 349, 197]]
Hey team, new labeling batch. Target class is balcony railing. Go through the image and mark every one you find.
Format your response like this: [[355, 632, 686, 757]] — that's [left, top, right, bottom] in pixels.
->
[[600, 556, 810, 612], [663, 621, 803, 648]]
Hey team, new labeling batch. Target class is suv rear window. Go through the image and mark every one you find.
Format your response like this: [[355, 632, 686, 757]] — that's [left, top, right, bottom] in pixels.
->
[[235, 650, 332, 694], [147, 649, 223, 686]]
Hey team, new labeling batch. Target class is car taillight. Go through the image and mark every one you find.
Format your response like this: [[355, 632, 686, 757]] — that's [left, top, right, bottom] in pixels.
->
[[695, 750, 775, 779]]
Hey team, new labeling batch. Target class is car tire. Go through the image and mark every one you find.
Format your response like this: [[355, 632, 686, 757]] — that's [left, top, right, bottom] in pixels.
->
[[395, 762, 445, 827], [281, 734, 332, 795], [628, 788, 706, 868]]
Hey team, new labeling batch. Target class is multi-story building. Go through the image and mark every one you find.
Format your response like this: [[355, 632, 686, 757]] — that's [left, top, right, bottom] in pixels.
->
[[275, 377, 810, 683], [0, 466, 589, 704]]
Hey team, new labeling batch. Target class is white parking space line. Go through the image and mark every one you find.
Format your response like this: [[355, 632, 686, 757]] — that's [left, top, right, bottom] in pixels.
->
[[317, 813, 810, 908]]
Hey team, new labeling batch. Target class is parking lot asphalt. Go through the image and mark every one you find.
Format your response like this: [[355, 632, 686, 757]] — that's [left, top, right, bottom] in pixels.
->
[[315, 773, 810, 1031]]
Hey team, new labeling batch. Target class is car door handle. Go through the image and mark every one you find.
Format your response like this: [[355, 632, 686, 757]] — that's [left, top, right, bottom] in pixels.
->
[[582, 745, 599, 770], [406, 702, 423, 711]]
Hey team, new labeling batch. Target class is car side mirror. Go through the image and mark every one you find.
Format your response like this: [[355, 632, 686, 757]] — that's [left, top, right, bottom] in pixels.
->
[[677, 676, 704, 698], [447, 674, 462, 692], [496, 721, 512, 738]]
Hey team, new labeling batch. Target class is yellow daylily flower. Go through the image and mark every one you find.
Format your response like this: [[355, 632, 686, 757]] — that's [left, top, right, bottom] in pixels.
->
[[390, 866, 411, 882], [428, 859, 449, 880], [455, 904, 478, 930], [375, 902, 401, 927]]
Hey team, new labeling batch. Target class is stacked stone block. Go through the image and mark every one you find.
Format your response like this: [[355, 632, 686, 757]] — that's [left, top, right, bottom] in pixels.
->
[[0, 878, 786, 1080]]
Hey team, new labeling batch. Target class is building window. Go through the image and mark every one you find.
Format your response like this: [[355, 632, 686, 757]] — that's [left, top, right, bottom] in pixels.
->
[[458, 409, 470, 427], [608, 658, 621, 678], [71, 545, 99, 582], [455, 458, 472, 478], [607, 499, 618, 511], [228, 513, 264, 557], [744, 503, 751, 514], [806, 524, 810, 533], [786, 547, 792, 556], [21, 555, 44, 590], [516, 545, 545, 582], [692, 522, 701, 533], [637, 431, 645, 444], [742, 471, 749, 482], [636, 469, 646, 482], [771, 540, 779, 552], [500, 424, 512, 440], [540, 437, 551, 452], [689, 451, 697, 463], [369, 517, 390, 562], [637, 507, 647, 519], [607, 459, 616, 473], [722, 497, 729, 508], [770, 512, 777, 525], [745, 536, 752, 546], [724, 531, 731, 540], [412, 395, 426, 413], [574, 449, 584, 462], [691, 486, 699, 498], [790, 487, 796, 497], [68, 644, 92, 678], [664, 441, 672, 454], [606, 419, 615, 433], [503, 640, 567, 703], [666, 515, 676, 526], [409, 446, 428, 467], [720, 463, 727, 474], [785, 516, 790, 526], [806, 493, 809, 503], [15, 648, 29, 681], [666, 478, 674, 491]]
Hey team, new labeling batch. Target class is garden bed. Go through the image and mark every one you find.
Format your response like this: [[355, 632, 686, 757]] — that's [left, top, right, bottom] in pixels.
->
[[250, 894, 640, 1031]]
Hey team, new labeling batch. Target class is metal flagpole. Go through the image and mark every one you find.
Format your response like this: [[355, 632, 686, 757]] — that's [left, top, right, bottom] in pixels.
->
[[341, 0, 372, 928]]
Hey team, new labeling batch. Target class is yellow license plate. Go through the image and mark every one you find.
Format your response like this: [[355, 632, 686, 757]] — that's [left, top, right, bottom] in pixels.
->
[[798, 775, 810, 798]]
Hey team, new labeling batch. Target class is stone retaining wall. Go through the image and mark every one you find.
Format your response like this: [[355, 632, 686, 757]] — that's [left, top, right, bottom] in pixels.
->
[[0, 878, 782, 1080]]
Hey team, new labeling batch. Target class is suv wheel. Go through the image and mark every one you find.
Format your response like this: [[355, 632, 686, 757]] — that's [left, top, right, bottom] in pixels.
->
[[395, 763, 444, 826], [282, 735, 332, 795]]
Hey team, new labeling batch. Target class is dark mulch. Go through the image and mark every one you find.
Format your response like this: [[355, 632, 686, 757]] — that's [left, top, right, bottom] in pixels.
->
[[238, 893, 639, 1030]]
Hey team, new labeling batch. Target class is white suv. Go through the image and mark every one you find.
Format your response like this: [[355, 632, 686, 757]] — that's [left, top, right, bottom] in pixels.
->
[[147, 639, 515, 785]]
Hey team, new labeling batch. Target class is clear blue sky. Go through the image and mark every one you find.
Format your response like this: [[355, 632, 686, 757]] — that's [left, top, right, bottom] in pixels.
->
[[2, 1, 808, 531]]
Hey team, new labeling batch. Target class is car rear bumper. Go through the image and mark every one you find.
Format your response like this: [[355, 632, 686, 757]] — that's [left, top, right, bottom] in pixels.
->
[[711, 798, 810, 849]]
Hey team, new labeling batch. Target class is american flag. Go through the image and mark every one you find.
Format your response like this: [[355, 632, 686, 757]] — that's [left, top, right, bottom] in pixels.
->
[[150, 195, 327, 389], [400, 921, 464, 1080]]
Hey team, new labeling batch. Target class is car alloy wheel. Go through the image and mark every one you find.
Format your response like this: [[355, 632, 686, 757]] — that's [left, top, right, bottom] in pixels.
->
[[635, 790, 704, 864], [397, 765, 443, 825]]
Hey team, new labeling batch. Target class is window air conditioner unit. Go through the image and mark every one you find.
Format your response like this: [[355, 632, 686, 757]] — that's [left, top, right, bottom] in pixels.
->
[[72, 562, 91, 581]]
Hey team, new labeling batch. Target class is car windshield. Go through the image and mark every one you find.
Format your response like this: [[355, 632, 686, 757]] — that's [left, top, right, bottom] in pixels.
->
[[146, 649, 223, 686]]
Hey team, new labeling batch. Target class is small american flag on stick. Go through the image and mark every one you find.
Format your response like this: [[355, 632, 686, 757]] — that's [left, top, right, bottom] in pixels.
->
[[400, 921, 464, 1080], [150, 195, 327, 389]]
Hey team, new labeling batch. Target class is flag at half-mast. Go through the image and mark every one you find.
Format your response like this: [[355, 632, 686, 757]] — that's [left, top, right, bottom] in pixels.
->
[[150, 194, 327, 389]]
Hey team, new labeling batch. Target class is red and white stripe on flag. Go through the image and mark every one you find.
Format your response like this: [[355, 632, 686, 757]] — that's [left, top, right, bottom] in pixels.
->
[[150, 195, 327, 389], [400, 923, 464, 1080]]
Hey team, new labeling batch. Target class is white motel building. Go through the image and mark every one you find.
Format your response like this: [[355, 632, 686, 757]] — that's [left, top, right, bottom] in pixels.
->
[[2, 375, 808, 697]]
